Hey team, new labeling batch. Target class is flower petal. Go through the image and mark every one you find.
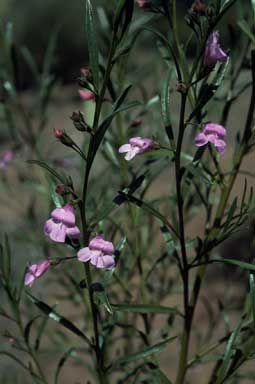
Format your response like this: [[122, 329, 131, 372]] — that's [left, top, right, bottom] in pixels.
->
[[66, 226, 81, 239], [118, 144, 132, 153], [49, 222, 67, 243], [89, 235, 114, 254], [124, 147, 140, 160], [51, 205, 75, 226], [195, 132, 208, 147], [214, 139, 226, 154], [77, 248, 100, 262], [204, 123, 226, 138], [101, 255, 115, 270]]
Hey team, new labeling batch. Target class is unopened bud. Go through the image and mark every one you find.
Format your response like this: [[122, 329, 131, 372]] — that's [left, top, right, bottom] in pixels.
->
[[190, 0, 206, 16], [78, 90, 96, 101], [136, 0, 151, 9], [131, 118, 142, 127], [55, 184, 67, 195], [70, 110, 92, 133], [54, 129, 75, 147], [206, 6, 214, 18], [54, 128, 64, 139], [80, 68, 93, 82]]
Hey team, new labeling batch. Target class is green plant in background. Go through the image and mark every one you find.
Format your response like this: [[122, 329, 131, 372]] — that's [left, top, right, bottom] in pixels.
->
[[1, 0, 255, 383]]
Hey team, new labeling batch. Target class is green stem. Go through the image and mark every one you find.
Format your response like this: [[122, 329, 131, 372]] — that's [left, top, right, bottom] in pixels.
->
[[175, 93, 190, 384], [79, 29, 117, 384]]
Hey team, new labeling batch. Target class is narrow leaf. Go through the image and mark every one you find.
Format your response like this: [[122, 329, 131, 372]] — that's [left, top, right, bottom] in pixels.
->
[[111, 336, 177, 367], [26, 292, 91, 345], [85, 0, 99, 89], [111, 303, 181, 316]]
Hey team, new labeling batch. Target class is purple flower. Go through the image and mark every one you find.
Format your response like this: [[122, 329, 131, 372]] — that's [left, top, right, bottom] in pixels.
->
[[195, 123, 227, 154], [119, 137, 154, 161], [77, 235, 115, 270], [44, 204, 81, 243], [0, 150, 14, 169], [204, 32, 228, 68], [24, 260, 50, 287]]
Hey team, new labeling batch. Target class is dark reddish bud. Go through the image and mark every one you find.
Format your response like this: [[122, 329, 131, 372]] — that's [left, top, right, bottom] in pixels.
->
[[190, 0, 206, 16], [131, 118, 142, 127], [56, 184, 67, 195], [70, 110, 92, 133], [70, 111, 81, 122], [81, 68, 93, 81]]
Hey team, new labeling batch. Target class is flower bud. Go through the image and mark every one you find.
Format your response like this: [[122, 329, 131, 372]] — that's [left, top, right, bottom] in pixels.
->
[[70, 110, 92, 133], [55, 184, 67, 195], [80, 68, 93, 82], [136, 0, 151, 9], [54, 129, 75, 147], [190, 0, 206, 16], [78, 90, 96, 101], [78, 68, 93, 88], [131, 118, 143, 127], [54, 128, 64, 139]]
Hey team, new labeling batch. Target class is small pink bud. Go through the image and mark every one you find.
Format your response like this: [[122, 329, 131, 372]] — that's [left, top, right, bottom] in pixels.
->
[[25, 260, 50, 287], [78, 90, 96, 101], [136, 0, 151, 9], [54, 128, 64, 139]]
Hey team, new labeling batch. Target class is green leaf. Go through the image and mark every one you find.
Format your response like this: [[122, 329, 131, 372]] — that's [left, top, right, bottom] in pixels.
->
[[212, 258, 255, 272], [189, 59, 229, 121], [117, 192, 171, 229], [113, 0, 134, 42], [111, 336, 177, 368], [111, 303, 181, 316], [26, 292, 91, 345], [250, 273, 255, 330], [54, 348, 77, 384], [223, 197, 238, 232], [92, 285, 113, 315], [90, 174, 146, 227], [27, 160, 68, 185], [215, 316, 245, 384], [161, 67, 175, 149], [0, 235, 11, 280], [85, 0, 99, 90], [161, 67, 174, 128], [24, 316, 41, 345], [88, 85, 133, 163], [238, 20, 255, 44], [149, 365, 173, 384]]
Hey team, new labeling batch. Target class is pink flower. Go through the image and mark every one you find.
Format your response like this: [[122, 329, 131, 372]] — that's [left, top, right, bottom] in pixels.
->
[[77, 235, 115, 270], [78, 90, 95, 101], [204, 32, 228, 68], [119, 137, 154, 161], [0, 150, 14, 169], [195, 123, 227, 154], [136, 0, 151, 8], [24, 260, 50, 287], [44, 204, 81, 243]]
